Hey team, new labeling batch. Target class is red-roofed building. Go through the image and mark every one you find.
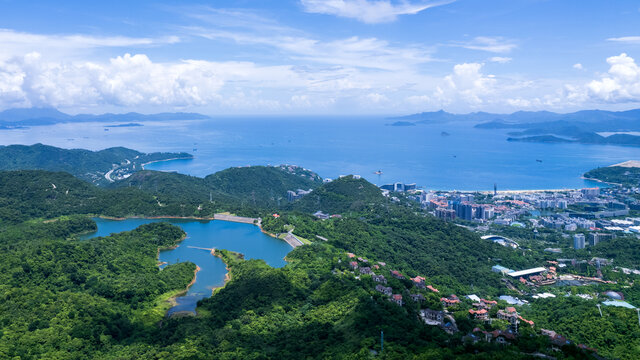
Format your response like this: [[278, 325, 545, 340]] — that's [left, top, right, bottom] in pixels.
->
[[469, 309, 489, 320], [390, 270, 404, 279], [391, 294, 403, 306], [347, 253, 356, 258], [427, 285, 439, 293], [518, 316, 534, 326], [480, 299, 497, 308], [411, 276, 426, 289], [498, 307, 519, 325], [349, 261, 358, 270], [441, 295, 461, 308], [272, 214, 280, 218]]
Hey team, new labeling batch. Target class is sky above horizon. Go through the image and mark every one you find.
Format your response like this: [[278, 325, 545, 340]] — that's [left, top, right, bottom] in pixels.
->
[[1, 0, 640, 115]]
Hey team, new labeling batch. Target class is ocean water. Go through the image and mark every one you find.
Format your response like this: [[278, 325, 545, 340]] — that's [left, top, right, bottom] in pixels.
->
[[2, 116, 640, 190], [81, 218, 291, 315]]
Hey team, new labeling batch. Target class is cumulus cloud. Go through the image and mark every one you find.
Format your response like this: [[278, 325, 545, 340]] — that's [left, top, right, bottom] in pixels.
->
[[438, 62, 496, 105], [300, 0, 454, 24], [569, 53, 640, 103], [573, 63, 583, 70], [0, 53, 314, 110]]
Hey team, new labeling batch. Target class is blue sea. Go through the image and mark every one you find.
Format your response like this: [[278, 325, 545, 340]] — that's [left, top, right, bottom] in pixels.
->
[[2, 116, 640, 190]]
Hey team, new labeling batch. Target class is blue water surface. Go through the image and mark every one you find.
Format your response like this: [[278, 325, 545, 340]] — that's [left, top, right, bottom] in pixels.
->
[[2, 116, 640, 189], [81, 218, 291, 315]]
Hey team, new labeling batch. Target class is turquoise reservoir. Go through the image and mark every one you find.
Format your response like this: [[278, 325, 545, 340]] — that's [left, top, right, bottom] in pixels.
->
[[81, 218, 292, 315]]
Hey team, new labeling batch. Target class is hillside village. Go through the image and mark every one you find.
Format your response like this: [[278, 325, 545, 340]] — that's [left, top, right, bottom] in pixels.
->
[[338, 251, 600, 355]]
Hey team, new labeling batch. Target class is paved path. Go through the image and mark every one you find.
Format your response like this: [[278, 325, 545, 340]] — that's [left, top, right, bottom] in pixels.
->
[[283, 231, 304, 248], [214, 214, 258, 224]]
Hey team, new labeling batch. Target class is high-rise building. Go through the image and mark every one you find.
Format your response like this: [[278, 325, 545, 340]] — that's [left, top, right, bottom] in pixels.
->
[[588, 232, 616, 246], [461, 203, 474, 221], [556, 200, 568, 209], [581, 188, 600, 197], [435, 208, 456, 221], [573, 234, 585, 249]]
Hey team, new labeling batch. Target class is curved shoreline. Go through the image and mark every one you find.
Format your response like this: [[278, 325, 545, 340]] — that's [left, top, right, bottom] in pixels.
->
[[97, 214, 297, 249], [580, 175, 622, 187], [167, 265, 202, 308], [210, 249, 233, 295], [141, 156, 194, 170]]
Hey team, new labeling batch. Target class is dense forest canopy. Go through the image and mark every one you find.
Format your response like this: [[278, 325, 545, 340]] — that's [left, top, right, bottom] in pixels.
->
[[0, 150, 636, 358], [0, 143, 191, 185]]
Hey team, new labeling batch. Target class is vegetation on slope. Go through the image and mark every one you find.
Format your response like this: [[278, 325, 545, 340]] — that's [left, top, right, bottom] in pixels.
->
[[584, 165, 640, 186], [113, 165, 322, 212], [288, 175, 385, 214], [0, 221, 196, 359], [0, 143, 191, 185]]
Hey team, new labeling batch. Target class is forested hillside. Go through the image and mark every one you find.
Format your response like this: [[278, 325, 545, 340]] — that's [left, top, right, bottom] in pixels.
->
[[288, 175, 385, 214], [0, 144, 191, 185], [114, 165, 322, 210], [584, 165, 640, 186], [0, 158, 623, 359], [0, 221, 196, 359]]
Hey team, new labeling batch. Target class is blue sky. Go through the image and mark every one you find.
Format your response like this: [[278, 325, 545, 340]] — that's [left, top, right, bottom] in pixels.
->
[[1, 0, 640, 115]]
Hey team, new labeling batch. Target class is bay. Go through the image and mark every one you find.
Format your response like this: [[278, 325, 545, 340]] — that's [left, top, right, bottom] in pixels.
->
[[2, 116, 639, 190]]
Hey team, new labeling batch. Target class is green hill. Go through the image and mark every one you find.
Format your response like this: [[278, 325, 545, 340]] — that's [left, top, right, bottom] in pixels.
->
[[289, 175, 386, 214], [0, 144, 191, 185], [0, 170, 217, 223], [112, 165, 322, 210], [205, 165, 322, 207], [584, 165, 640, 186]]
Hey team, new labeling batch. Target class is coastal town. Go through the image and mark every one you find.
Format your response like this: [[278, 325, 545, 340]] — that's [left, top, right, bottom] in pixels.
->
[[277, 171, 640, 358]]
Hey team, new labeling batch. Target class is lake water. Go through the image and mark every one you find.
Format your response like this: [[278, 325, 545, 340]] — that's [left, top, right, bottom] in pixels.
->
[[80, 218, 292, 315], [2, 116, 640, 190]]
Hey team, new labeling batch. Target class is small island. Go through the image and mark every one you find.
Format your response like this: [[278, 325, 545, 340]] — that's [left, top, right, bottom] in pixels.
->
[[104, 123, 143, 128], [388, 121, 416, 126]]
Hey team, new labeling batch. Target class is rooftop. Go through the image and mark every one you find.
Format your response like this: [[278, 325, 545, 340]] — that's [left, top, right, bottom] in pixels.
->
[[507, 267, 547, 277]]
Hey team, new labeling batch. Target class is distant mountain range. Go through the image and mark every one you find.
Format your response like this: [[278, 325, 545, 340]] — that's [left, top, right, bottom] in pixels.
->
[[394, 109, 640, 146], [0, 107, 210, 126], [393, 108, 640, 126]]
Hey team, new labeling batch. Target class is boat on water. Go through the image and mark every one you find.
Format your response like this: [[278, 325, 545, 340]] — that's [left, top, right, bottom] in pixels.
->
[[536, 159, 542, 163]]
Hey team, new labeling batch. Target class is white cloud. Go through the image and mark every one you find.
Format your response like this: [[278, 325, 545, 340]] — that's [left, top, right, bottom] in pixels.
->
[[607, 36, 640, 44], [573, 63, 583, 70], [0, 29, 179, 61], [0, 52, 316, 110], [300, 0, 454, 24], [569, 53, 640, 104], [439, 62, 496, 105], [455, 36, 517, 54], [190, 27, 433, 71], [490, 56, 512, 64]]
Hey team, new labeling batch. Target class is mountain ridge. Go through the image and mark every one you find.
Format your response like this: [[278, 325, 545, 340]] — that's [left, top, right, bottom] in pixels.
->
[[0, 107, 210, 126]]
